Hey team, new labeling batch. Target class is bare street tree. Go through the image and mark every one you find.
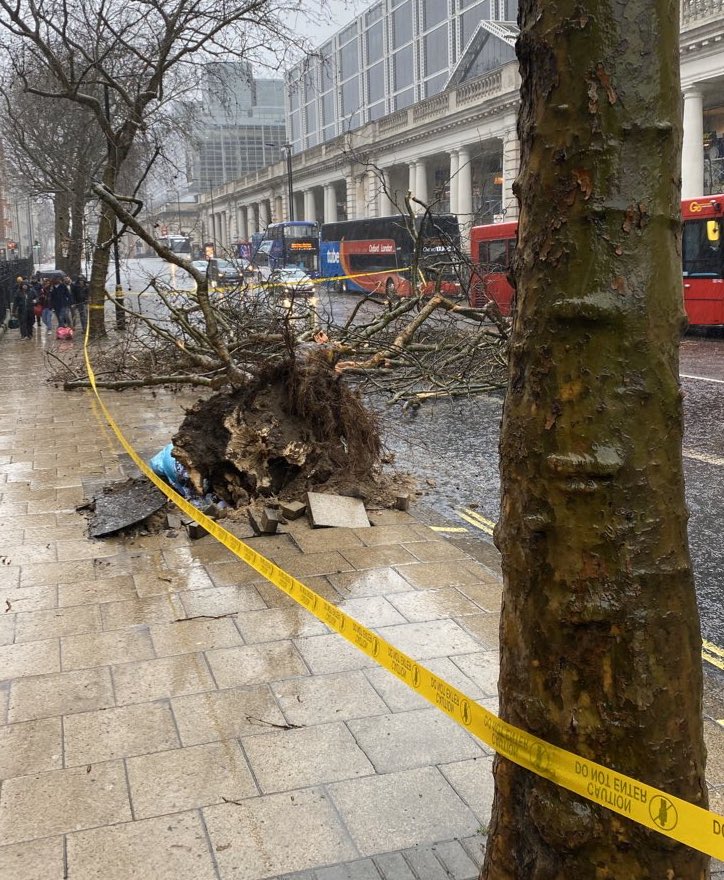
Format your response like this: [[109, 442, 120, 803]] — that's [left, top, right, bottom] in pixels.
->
[[0, 0, 311, 336]]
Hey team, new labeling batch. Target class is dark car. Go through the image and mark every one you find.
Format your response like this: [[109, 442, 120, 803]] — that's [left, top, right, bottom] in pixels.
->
[[36, 269, 67, 281], [208, 258, 251, 287]]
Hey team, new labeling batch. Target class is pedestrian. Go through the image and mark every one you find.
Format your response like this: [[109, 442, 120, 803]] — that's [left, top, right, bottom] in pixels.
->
[[50, 276, 72, 327], [12, 282, 36, 339], [70, 275, 89, 333], [40, 279, 53, 332], [31, 277, 44, 327]]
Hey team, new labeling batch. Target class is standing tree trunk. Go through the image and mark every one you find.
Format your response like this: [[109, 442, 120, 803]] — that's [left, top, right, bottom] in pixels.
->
[[54, 189, 71, 273], [88, 165, 117, 337], [482, 0, 708, 877]]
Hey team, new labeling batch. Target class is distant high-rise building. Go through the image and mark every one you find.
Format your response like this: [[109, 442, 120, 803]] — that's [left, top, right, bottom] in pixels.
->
[[285, 0, 518, 152], [187, 62, 287, 191]]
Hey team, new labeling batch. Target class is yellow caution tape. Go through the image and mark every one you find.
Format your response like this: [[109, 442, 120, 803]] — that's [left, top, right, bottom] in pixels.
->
[[82, 323, 724, 860]]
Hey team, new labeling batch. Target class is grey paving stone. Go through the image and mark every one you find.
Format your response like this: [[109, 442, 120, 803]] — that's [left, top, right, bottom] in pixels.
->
[[373, 852, 417, 880], [316, 859, 383, 879], [459, 836, 486, 869], [327, 767, 479, 856], [401, 846, 449, 880], [432, 840, 478, 879]]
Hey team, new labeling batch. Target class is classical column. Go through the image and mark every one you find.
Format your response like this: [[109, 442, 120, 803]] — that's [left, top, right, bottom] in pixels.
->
[[408, 162, 417, 201], [415, 159, 428, 212], [449, 150, 459, 215], [365, 171, 378, 218], [274, 195, 284, 222], [247, 205, 258, 236], [682, 87, 705, 199], [238, 206, 249, 242], [259, 199, 270, 230], [304, 189, 316, 221], [502, 130, 521, 220], [457, 146, 473, 253], [324, 184, 338, 223], [380, 169, 396, 216]]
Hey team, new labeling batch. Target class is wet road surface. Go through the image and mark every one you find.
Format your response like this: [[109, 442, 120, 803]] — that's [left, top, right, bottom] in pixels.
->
[[378, 334, 724, 715]]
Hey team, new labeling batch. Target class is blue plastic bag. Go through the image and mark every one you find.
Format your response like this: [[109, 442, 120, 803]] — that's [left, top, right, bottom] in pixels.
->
[[148, 444, 190, 495]]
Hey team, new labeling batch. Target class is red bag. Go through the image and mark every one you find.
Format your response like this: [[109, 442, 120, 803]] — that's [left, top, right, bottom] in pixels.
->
[[33, 304, 43, 317], [56, 326, 74, 340]]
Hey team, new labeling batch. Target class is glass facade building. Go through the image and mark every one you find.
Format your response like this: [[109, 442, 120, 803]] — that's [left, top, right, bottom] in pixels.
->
[[286, 0, 517, 152], [188, 62, 287, 190]]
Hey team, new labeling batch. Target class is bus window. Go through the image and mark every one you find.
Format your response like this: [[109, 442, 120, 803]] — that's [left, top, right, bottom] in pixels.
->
[[477, 239, 508, 271], [683, 219, 724, 278]]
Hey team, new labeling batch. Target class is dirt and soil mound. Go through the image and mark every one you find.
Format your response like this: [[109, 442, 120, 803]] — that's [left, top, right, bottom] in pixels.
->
[[172, 356, 412, 510]]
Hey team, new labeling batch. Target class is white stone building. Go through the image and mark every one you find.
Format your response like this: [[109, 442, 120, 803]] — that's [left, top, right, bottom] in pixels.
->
[[198, 0, 724, 254]]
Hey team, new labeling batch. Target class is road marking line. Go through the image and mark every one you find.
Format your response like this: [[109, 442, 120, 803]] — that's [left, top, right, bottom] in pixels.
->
[[703, 639, 724, 659], [430, 525, 469, 533], [461, 507, 497, 529], [716, 720, 724, 729], [458, 510, 495, 536], [683, 449, 724, 467], [702, 648, 724, 672], [681, 374, 724, 385]]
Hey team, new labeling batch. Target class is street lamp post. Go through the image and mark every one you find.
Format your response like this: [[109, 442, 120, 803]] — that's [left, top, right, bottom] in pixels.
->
[[266, 142, 294, 221]]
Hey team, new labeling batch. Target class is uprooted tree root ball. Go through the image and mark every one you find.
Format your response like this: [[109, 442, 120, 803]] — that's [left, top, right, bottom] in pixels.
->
[[172, 355, 404, 508]]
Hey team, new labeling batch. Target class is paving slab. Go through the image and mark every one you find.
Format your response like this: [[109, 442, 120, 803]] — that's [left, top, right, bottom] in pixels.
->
[[307, 491, 371, 529], [204, 788, 359, 879], [327, 766, 479, 857], [66, 811, 219, 880]]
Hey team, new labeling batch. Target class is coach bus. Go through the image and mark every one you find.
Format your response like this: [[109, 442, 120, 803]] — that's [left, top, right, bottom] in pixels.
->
[[253, 220, 319, 278], [469, 194, 724, 326], [159, 234, 192, 255], [319, 214, 462, 296]]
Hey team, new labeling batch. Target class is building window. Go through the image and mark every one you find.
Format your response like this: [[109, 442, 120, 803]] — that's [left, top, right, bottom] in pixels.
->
[[322, 91, 335, 127], [340, 39, 359, 81], [394, 88, 415, 110], [366, 21, 384, 64], [341, 77, 360, 117], [305, 102, 317, 135], [369, 100, 386, 121], [392, 2, 413, 48], [423, 24, 448, 75], [393, 45, 414, 91], [367, 61, 385, 103], [424, 71, 448, 96], [340, 21, 358, 43], [366, 3, 383, 24], [423, 0, 447, 30]]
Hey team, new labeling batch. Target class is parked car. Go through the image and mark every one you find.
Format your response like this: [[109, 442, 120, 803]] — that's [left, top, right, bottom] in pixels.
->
[[267, 267, 315, 295], [208, 257, 253, 286]]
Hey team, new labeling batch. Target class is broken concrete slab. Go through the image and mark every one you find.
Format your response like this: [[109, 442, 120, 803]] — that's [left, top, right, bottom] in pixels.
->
[[395, 494, 411, 512], [186, 521, 208, 540], [280, 501, 306, 521], [261, 507, 281, 534], [88, 478, 167, 538], [306, 492, 371, 529]]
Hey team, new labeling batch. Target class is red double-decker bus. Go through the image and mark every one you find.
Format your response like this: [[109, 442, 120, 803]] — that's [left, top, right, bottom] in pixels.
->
[[470, 194, 724, 326]]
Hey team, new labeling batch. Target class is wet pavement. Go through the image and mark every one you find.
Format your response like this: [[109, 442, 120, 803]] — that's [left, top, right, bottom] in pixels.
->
[[1, 322, 724, 877]]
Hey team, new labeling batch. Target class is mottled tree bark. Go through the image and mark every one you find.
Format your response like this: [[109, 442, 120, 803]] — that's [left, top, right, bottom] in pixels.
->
[[482, 0, 708, 878]]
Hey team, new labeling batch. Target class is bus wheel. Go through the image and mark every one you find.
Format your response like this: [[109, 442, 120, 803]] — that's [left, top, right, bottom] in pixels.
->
[[385, 277, 396, 296]]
